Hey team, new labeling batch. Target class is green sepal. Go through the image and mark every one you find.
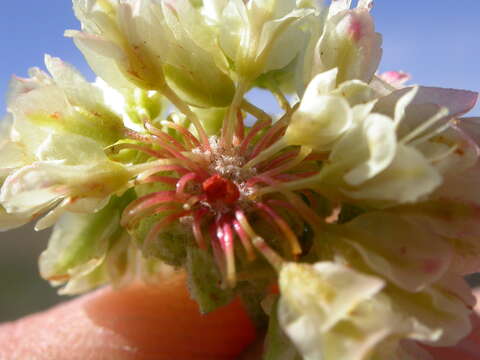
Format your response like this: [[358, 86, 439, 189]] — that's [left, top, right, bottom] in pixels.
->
[[28, 109, 124, 147], [191, 107, 226, 136], [186, 246, 233, 314], [132, 215, 188, 267], [236, 281, 270, 329], [164, 64, 235, 108]]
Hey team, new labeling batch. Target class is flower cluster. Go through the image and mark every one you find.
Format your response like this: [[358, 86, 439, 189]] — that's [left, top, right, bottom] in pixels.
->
[[1, 0, 479, 358]]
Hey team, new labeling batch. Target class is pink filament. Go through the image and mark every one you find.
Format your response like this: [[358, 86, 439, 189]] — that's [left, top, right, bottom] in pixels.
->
[[193, 208, 208, 249], [254, 152, 308, 180], [260, 150, 299, 171], [247, 174, 277, 187], [232, 219, 256, 261], [162, 121, 201, 149], [235, 210, 283, 270], [176, 172, 199, 198], [121, 191, 180, 226], [219, 218, 236, 286], [272, 172, 317, 181], [250, 121, 286, 160], [139, 175, 178, 186], [256, 203, 301, 256], [138, 165, 191, 180], [210, 222, 227, 281], [240, 119, 271, 154], [145, 122, 186, 152]]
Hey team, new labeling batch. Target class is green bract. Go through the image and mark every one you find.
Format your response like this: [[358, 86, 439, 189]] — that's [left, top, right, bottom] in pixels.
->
[[0, 0, 479, 359]]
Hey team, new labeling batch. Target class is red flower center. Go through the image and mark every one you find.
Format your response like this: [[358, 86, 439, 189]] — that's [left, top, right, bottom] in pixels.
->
[[202, 174, 240, 205]]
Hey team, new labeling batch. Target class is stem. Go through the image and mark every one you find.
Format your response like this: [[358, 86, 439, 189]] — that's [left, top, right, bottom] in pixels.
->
[[271, 86, 291, 112], [235, 109, 245, 145], [241, 99, 273, 123], [161, 84, 210, 150], [221, 82, 249, 149]]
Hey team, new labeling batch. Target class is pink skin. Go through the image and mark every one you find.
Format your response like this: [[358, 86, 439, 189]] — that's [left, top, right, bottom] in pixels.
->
[[0, 273, 258, 360], [1, 285, 479, 359]]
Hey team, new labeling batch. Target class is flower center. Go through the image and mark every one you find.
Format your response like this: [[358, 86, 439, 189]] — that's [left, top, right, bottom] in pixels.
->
[[203, 174, 240, 205]]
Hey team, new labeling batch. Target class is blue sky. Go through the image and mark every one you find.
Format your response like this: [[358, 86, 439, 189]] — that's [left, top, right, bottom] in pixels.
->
[[0, 1, 479, 115]]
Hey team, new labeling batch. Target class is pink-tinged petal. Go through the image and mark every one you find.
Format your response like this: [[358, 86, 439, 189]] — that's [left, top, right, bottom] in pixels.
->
[[393, 200, 480, 275], [6, 69, 52, 107], [343, 212, 452, 292], [423, 296, 480, 359], [457, 117, 480, 145], [379, 70, 411, 87], [376, 86, 478, 121], [317, 7, 382, 84], [413, 87, 478, 117]]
